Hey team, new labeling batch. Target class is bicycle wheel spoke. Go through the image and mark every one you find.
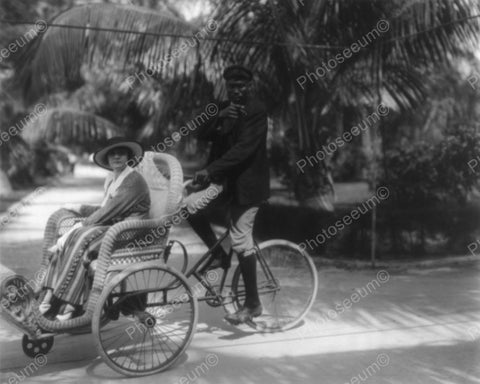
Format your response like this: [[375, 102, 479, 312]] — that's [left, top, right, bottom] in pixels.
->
[[93, 266, 198, 376], [147, 328, 164, 367], [152, 328, 178, 354], [150, 330, 168, 362], [153, 326, 185, 349], [231, 240, 318, 332]]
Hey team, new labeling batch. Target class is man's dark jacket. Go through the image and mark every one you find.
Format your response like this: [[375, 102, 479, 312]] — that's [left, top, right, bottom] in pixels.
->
[[197, 98, 270, 206]]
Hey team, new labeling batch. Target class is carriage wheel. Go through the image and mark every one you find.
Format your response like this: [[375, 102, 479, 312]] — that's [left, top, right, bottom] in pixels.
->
[[231, 240, 318, 332], [92, 264, 198, 376], [22, 334, 54, 358]]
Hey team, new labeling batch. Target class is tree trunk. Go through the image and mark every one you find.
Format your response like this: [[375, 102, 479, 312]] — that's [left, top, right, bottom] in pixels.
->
[[267, 0, 334, 211]]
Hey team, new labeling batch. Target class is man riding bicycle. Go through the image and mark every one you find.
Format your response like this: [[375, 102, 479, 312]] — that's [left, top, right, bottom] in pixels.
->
[[185, 64, 270, 325]]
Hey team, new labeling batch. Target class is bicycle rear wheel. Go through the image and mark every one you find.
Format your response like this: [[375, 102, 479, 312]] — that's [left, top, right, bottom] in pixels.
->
[[92, 263, 198, 376], [231, 239, 318, 332]]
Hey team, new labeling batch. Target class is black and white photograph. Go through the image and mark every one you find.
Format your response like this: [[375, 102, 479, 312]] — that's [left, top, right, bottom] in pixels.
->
[[0, 0, 479, 382]]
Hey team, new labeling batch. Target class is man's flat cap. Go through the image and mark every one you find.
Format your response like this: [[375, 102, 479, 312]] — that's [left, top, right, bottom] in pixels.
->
[[223, 65, 253, 81]]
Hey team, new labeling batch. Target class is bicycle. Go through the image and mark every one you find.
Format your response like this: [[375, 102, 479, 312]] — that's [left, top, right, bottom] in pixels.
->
[[92, 213, 318, 375], [177, 228, 318, 332]]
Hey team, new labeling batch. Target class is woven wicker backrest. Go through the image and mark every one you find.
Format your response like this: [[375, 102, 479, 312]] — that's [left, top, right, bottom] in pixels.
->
[[136, 151, 183, 219]]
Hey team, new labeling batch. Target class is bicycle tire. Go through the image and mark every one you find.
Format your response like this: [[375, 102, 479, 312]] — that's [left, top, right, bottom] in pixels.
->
[[231, 239, 318, 332]]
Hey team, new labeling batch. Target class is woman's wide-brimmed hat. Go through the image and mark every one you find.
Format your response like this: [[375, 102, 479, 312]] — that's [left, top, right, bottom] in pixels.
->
[[93, 137, 144, 170]]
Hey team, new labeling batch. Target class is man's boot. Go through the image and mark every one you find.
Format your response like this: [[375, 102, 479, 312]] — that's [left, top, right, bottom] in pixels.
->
[[224, 250, 262, 325]]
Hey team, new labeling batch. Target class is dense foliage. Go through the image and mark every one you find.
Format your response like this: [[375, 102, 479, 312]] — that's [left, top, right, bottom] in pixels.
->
[[381, 125, 480, 208]]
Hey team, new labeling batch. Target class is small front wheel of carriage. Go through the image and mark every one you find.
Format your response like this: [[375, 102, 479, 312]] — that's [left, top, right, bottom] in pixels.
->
[[22, 334, 54, 358], [92, 263, 198, 377]]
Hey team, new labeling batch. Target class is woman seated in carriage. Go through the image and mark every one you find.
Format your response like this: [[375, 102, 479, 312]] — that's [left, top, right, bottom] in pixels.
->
[[39, 137, 151, 321]]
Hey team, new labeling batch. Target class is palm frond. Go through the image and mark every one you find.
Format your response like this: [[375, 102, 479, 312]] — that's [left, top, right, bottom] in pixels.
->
[[22, 107, 123, 147], [384, 0, 480, 64], [209, 0, 480, 113], [12, 3, 198, 102]]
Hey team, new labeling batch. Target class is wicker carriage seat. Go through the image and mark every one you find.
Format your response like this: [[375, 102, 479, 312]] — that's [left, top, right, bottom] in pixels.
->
[[31, 152, 184, 332], [43, 151, 184, 278], [102, 151, 183, 267], [97, 151, 183, 267]]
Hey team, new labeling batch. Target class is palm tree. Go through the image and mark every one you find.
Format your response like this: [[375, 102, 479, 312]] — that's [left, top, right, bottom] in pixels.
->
[[1, 2, 207, 189], [10, 2, 199, 103], [205, 0, 480, 205], [0, 0, 45, 194], [3, 0, 480, 204]]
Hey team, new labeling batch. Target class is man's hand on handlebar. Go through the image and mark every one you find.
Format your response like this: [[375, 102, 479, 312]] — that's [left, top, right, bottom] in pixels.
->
[[193, 169, 210, 187]]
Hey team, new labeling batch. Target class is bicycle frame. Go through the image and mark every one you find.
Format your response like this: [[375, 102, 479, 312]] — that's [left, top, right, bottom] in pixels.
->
[[166, 229, 280, 307], [183, 230, 231, 305], [174, 181, 279, 305]]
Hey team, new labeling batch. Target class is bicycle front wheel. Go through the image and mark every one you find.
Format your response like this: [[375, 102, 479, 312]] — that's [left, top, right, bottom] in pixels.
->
[[231, 239, 318, 332]]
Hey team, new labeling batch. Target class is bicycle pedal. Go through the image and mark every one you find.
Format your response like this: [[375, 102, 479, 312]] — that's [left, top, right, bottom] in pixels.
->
[[205, 288, 223, 307]]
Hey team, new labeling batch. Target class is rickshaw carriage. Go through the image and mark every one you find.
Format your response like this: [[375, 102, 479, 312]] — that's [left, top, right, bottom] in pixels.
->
[[0, 152, 197, 376], [0, 151, 318, 377]]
